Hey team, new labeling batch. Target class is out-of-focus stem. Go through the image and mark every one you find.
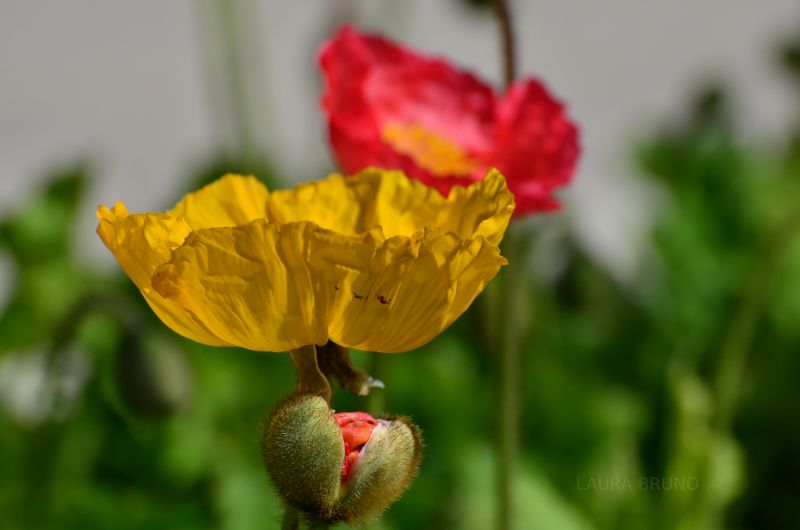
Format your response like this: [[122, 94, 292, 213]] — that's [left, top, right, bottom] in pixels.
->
[[216, 0, 257, 164], [681, 203, 800, 527], [361, 354, 387, 530], [714, 203, 800, 429], [490, 0, 517, 88], [490, 2, 521, 529], [280, 505, 331, 530], [196, 0, 259, 164], [496, 224, 525, 530], [365, 353, 387, 416], [281, 505, 300, 530]]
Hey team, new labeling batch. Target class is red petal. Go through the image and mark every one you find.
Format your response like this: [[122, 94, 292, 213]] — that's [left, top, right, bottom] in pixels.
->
[[334, 411, 379, 480], [320, 26, 494, 176], [319, 26, 580, 217], [492, 79, 580, 215]]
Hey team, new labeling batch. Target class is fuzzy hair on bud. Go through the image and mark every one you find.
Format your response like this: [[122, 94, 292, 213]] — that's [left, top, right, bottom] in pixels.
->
[[261, 395, 423, 526], [261, 394, 344, 520], [337, 416, 423, 525]]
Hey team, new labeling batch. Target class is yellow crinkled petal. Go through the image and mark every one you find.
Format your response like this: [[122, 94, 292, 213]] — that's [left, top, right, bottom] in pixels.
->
[[96, 203, 229, 347], [440, 168, 515, 246], [149, 219, 506, 353], [151, 221, 375, 351], [267, 168, 514, 245], [329, 228, 507, 352], [168, 174, 269, 230]]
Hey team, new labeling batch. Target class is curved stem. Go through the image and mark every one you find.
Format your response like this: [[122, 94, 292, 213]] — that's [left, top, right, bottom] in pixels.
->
[[317, 341, 384, 397], [490, 0, 517, 88], [290, 345, 332, 402]]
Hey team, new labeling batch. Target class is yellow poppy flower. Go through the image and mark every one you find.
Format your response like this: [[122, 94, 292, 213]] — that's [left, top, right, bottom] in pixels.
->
[[97, 168, 514, 353]]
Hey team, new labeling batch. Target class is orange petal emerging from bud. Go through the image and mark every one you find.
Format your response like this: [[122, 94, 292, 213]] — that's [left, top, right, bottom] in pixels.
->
[[336, 412, 379, 481]]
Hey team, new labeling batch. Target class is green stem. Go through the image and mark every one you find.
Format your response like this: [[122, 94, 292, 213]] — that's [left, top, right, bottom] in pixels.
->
[[490, 2, 521, 529], [289, 345, 332, 402], [362, 354, 387, 530], [281, 505, 300, 530], [684, 202, 800, 526], [220, 0, 257, 163], [714, 203, 800, 430], [496, 224, 526, 530], [365, 353, 387, 416], [198, 0, 258, 165]]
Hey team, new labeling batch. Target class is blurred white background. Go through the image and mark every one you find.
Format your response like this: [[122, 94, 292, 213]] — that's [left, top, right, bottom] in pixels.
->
[[1, 0, 798, 295]]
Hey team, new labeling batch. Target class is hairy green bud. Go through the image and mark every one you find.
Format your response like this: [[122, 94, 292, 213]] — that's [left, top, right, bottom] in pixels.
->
[[262, 394, 344, 519], [261, 394, 423, 525]]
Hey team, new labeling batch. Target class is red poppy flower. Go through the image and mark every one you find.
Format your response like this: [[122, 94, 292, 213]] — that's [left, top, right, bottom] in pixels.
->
[[319, 26, 579, 216]]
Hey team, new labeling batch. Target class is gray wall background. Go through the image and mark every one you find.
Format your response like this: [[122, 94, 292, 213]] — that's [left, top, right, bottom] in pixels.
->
[[1, 0, 798, 299]]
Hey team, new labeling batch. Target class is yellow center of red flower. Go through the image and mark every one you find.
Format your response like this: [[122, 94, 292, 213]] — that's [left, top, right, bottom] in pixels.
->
[[380, 122, 480, 177]]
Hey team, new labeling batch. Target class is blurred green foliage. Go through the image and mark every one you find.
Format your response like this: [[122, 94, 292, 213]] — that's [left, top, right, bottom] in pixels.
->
[[2, 22, 800, 530]]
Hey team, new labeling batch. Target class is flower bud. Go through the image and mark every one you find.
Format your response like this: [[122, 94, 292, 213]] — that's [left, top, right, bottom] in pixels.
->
[[261, 394, 422, 525], [336, 412, 422, 525], [261, 394, 344, 520]]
